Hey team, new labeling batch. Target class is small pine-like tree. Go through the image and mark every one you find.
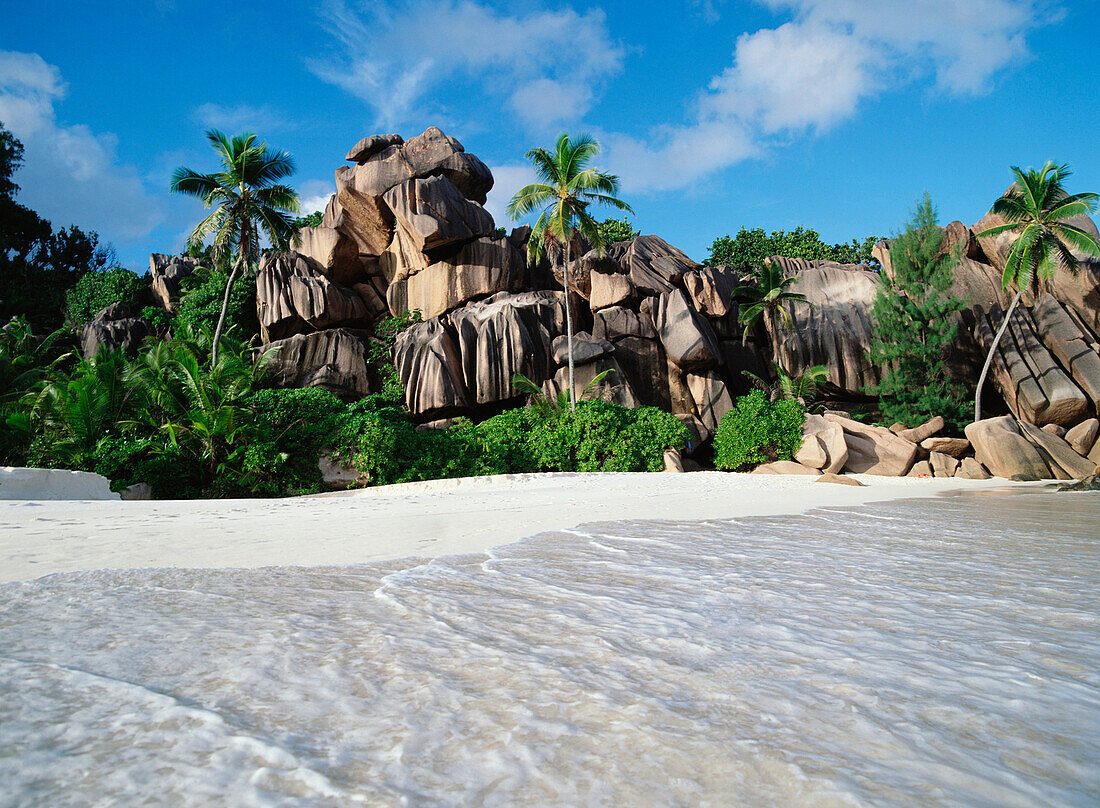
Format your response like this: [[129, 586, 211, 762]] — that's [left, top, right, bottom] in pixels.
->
[[870, 194, 968, 430]]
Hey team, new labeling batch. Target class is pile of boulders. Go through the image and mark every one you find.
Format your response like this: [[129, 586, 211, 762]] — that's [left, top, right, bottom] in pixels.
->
[[164, 125, 1098, 481], [80, 302, 149, 359], [751, 412, 1100, 481]]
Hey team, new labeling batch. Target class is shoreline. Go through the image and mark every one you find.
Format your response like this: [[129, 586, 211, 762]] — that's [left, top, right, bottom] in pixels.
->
[[0, 472, 1051, 583]]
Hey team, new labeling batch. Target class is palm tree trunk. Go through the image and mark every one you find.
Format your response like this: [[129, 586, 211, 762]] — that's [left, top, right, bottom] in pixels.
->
[[212, 249, 243, 366], [973, 288, 1023, 423], [564, 237, 576, 413]]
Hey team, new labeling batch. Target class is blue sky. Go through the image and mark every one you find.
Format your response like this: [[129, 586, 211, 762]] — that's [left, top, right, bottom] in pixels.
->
[[2, 0, 1097, 271]]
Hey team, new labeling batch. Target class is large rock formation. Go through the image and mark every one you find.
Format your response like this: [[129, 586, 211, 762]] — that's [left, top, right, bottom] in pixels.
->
[[149, 254, 205, 312], [246, 126, 1100, 455], [80, 303, 150, 358]]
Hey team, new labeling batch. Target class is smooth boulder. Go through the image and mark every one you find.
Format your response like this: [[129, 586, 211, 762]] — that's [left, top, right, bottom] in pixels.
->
[[964, 416, 1051, 479]]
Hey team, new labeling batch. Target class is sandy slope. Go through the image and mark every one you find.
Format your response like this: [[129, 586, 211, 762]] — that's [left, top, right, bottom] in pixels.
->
[[0, 471, 1034, 582]]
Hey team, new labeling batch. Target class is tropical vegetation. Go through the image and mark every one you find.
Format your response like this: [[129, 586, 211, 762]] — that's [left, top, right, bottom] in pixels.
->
[[870, 194, 969, 430], [170, 129, 300, 362], [731, 261, 811, 345], [972, 162, 1099, 421], [706, 226, 879, 271], [712, 390, 805, 471], [507, 133, 633, 411]]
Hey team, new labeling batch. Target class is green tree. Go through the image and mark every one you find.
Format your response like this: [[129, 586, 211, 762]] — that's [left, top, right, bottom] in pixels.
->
[[507, 133, 633, 411], [291, 210, 323, 231], [731, 261, 810, 345], [170, 130, 299, 363], [1, 122, 113, 330], [597, 216, 638, 244], [707, 226, 878, 271], [870, 194, 968, 429], [973, 163, 1099, 421], [65, 267, 146, 326]]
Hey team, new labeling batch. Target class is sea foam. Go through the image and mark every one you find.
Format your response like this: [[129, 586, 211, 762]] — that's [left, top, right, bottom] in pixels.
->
[[0, 492, 1096, 806]]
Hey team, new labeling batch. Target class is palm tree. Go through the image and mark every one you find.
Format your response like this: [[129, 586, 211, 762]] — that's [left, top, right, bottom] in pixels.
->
[[972, 162, 1099, 421], [506, 133, 633, 412], [170, 130, 299, 363], [731, 261, 811, 345]]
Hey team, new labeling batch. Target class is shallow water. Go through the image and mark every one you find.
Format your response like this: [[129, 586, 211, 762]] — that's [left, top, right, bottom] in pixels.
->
[[0, 491, 1097, 807]]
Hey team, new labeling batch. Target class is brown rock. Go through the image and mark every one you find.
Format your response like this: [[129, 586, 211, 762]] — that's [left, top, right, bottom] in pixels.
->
[[803, 414, 848, 474], [920, 437, 970, 458], [1018, 420, 1097, 480], [686, 371, 733, 439], [824, 413, 919, 476], [682, 265, 738, 317], [964, 416, 1052, 479], [345, 133, 403, 163], [546, 356, 638, 409], [663, 449, 685, 472], [612, 337, 670, 411], [80, 304, 149, 358], [651, 289, 722, 372], [1030, 295, 1100, 412], [262, 328, 375, 400], [816, 473, 865, 486], [1065, 418, 1099, 456], [393, 318, 470, 417], [387, 236, 526, 320], [929, 451, 960, 478], [1042, 423, 1068, 438], [899, 415, 945, 444], [318, 451, 370, 489], [589, 265, 635, 310], [907, 460, 933, 478], [608, 235, 700, 295], [551, 333, 614, 366], [594, 306, 656, 342], [382, 175, 494, 254], [293, 225, 363, 284], [752, 461, 821, 475], [955, 457, 992, 480], [149, 253, 204, 312], [794, 433, 828, 470]]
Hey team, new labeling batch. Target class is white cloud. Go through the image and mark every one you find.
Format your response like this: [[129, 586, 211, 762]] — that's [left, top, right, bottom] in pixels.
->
[[310, 0, 624, 130], [0, 50, 164, 242], [297, 179, 335, 217], [603, 0, 1044, 193], [483, 164, 537, 227], [192, 102, 290, 133]]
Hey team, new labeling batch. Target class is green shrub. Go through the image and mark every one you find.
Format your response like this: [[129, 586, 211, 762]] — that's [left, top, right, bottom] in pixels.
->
[[369, 310, 422, 403], [713, 390, 805, 471], [470, 408, 538, 475], [175, 269, 258, 341], [65, 267, 145, 326]]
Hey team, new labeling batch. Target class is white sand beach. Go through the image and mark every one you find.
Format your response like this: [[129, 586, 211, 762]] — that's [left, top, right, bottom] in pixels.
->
[[0, 471, 1030, 583]]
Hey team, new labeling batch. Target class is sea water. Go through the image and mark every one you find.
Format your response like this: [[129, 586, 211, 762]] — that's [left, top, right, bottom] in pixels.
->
[[0, 492, 1097, 807]]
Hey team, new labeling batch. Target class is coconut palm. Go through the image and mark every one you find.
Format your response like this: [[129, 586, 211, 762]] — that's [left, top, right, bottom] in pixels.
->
[[170, 130, 299, 363], [731, 261, 811, 346], [972, 162, 1099, 421], [507, 133, 633, 412]]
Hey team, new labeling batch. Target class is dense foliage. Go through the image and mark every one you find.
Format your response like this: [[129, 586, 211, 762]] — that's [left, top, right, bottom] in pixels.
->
[[65, 268, 148, 326], [713, 390, 805, 471], [597, 216, 639, 244], [706, 227, 878, 271], [1, 123, 115, 331], [174, 266, 259, 341], [870, 194, 969, 431]]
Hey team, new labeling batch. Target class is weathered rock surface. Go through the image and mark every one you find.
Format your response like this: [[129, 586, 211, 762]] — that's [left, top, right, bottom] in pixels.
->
[[752, 460, 820, 475], [682, 266, 738, 318], [589, 263, 635, 310], [346, 133, 403, 163], [1066, 418, 1099, 456], [552, 333, 614, 366], [686, 372, 733, 438], [803, 414, 848, 474], [898, 416, 945, 444], [965, 416, 1052, 479], [955, 457, 992, 480], [824, 412, 918, 476], [1017, 420, 1096, 480], [257, 252, 386, 342], [816, 472, 865, 486], [794, 433, 828, 470], [766, 258, 883, 394], [294, 225, 363, 285], [929, 451, 960, 478], [393, 318, 470, 417], [610, 235, 699, 295], [149, 253, 204, 312], [1030, 294, 1100, 411], [263, 328, 375, 400], [651, 289, 722, 372], [663, 449, 685, 472], [318, 451, 370, 489], [920, 437, 971, 457], [80, 303, 149, 358], [907, 460, 932, 478], [387, 236, 526, 320], [593, 306, 656, 341], [546, 355, 638, 409], [383, 175, 494, 254]]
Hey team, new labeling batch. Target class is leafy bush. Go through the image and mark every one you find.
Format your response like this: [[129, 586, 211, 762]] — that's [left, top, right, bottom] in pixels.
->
[[65, 267, 145, 326], [175, 268, 258, 342], [597, 216, 639, 244], [368, 309, 422, 403], [713, 390, 805, 471], [706, 227, 879, 271]]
